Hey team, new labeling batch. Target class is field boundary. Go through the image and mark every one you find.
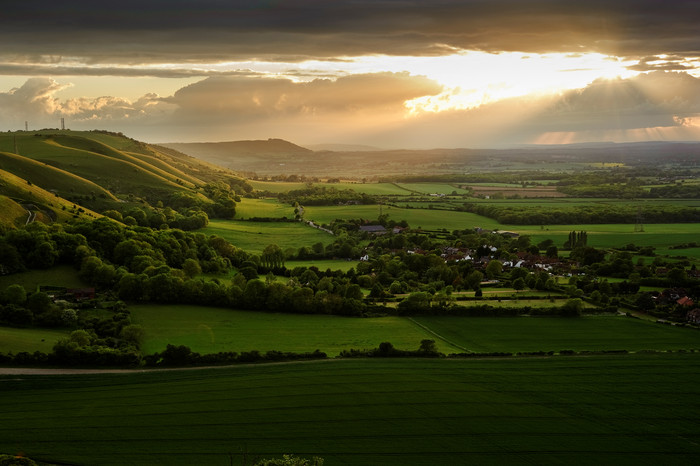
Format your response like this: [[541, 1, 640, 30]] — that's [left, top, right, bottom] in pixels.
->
[[406, 317, 471, 352]]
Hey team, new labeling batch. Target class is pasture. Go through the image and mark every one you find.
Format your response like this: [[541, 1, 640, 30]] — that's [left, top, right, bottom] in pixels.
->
[[130, 305, 700, 357], [0, 265, 86, 292], [234, 198, 296, 219], [2, 355, 700, 465], [130, 304, 459, 356], [284, 259, 360, 272], [413, 315, 700, 353], [201, 220, 335, 255], [0, 326, 69, 354], [303, 204, 501, 231]]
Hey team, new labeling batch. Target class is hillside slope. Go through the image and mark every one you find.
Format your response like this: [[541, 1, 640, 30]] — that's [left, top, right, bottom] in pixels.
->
[[0, 130, 250, 230]]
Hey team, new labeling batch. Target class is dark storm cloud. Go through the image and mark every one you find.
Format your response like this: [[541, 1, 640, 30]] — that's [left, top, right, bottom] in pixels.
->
[[1, 0, 698, 65]]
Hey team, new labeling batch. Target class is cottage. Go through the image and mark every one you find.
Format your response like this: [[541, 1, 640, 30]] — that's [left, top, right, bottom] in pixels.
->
[[359, 225, 387, 235]]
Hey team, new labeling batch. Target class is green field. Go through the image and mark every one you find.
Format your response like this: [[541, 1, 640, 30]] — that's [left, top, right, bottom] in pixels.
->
[[201, 220, 335, 255], [284, 259, 360, 272], [0, 326, 69, 353], [395, 182, 471, 195], [234, 198, 296, 219], [304, 204, 501, 231], [130, 305, 700, 357], [130, 304, 456, 356], [0, 265, 86, 292], [413, 315, 700, 353], [2, 355, 700, 465]]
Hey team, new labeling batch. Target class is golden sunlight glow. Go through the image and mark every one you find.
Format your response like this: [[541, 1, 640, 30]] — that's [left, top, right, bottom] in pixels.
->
[[176, 51, 640, 114]]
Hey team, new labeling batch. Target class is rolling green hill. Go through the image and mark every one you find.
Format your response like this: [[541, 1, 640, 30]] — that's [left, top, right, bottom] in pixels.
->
[[0, 130, 250, 230]]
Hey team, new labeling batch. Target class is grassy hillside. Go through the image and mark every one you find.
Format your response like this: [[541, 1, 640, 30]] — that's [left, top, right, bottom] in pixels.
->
[[0, 150, 118, 201], [0, 168, 102, 223], [0, 130, 253, 231]]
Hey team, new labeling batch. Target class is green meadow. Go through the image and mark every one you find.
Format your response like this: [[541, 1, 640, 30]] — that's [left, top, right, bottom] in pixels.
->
[[0, 326, 69, 353], [201, 219, 335, 255], [234, 198, 296, 219], [129, 305, 700, 357], [284, 259, 360, 272], [303, 204, 501, 230], [0, 265, 86, 292], [412, 315, 700, 353], [2, 355, 700, 465], [130, 304, 456, 356]]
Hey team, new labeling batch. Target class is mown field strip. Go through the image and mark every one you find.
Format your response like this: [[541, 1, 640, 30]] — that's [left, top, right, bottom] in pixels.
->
[[1, 355, 700, 465]]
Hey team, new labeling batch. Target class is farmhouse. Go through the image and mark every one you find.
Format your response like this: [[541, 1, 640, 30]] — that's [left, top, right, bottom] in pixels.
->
[[359, 225, 387, 235]]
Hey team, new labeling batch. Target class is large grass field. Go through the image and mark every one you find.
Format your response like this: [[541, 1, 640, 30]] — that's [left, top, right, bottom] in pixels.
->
[[130, 305, 457, 356], [0, 265, 86, 292], [234, 198, 296, 219], [201, 220, 335, 255], [303, 204, 501, 231], [0, 326, 69, 353], [130, 305, 700, 357], [284, 259, 360, 272], [413, 315, 700, 353], [2, 354, 700, 465]]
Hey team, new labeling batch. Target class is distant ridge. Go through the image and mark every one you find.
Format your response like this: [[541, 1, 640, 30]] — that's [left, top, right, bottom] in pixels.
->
[[162, 138, 312, 156], [307, 143, 383, 152]]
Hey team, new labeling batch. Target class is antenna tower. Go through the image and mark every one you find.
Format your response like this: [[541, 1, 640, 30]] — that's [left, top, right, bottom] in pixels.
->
[[61, 117, 65, 130], [24, 121, 28, 131], [634, 206, 644, 232]]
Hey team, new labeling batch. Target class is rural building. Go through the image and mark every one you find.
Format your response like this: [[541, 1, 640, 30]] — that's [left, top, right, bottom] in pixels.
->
[[359, 225, 387, 235]]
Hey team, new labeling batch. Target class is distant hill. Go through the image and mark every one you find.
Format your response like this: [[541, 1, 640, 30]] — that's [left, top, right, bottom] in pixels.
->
[[160, 139, 314, 175], [306, 143, 384, 152], [159, 140, 700, 179]]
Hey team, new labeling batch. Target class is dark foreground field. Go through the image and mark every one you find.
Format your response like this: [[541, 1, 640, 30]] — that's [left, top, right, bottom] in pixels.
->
[[2, 354, 700, 465]]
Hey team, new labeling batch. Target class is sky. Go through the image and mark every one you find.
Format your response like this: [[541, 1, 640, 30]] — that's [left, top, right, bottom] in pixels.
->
[[1, 0, 700, 148]]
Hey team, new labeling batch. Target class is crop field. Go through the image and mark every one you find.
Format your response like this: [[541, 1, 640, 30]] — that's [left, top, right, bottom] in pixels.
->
[[394, 183, 471, 195], [0, 326, 69, 353], [2, 355, 700, 465], [413, 315, 700, 353], [234, 198, 296, 219], [0, 265, 86, 292], [303, 204, 501, 231], [130, 304, 457, 356], [202, 220, 335, 255]]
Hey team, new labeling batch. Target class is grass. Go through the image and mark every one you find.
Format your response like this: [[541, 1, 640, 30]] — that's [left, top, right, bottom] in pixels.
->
[[130, 304, 456, 356], [395, 183, 471, 195], [0, 326, 69, 353], [414, 315, 700, 353], [2, 354, 700, 465], [0, 265, 86, 292], [130, 304, 700, 357], [284, 259, 360, 272], [234, 198, 296, 219], [201, 220, 335, 255], [303, 204, 501, 231]]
